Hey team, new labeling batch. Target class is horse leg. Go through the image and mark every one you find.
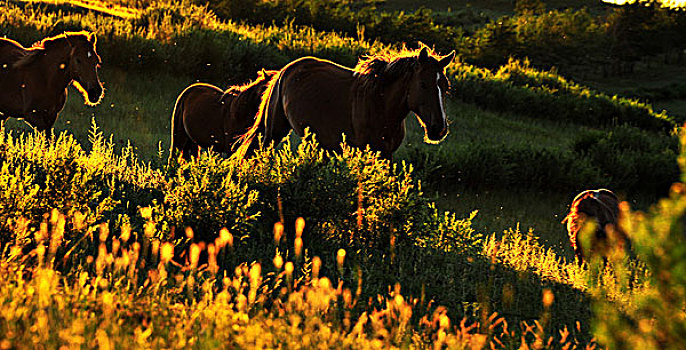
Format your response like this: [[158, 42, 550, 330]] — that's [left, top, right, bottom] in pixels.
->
[[265, 110, 292, 149], [171, 127, 199, 162], [169, 94, 199, 162], [182, 141, 199, 160], [23, 110, 56, 133]]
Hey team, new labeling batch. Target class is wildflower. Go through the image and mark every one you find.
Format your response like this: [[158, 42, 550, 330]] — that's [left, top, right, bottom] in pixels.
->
[[185, 227, 194, 240], [295, 217, 305, 238], [190, 243, 200, 268], [295, 237, 303, 257], [139, 206, 152, 220], [273, 254, 284, 270], [120, 223, 131, 243], [312, 256, 321, 279], [337, 249, 346, 268], [160, 242, 174, 264], [218, 228, 232, 248], [543, 289, 554, 308], [273, 222, 284, 245]]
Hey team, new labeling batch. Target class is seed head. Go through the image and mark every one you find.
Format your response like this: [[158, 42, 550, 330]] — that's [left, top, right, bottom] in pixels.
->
[[337, 249, 346, 268], [295, 217, 305, 238], [160, 242, 174, 264], [273, 222, 284, 244], [543, 289, 554, 308], [273, 254, 284, 269], [190, 243, 200, 268]]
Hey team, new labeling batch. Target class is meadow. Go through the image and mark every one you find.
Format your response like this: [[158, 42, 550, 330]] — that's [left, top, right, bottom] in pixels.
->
[[1, 0, 686, 348]]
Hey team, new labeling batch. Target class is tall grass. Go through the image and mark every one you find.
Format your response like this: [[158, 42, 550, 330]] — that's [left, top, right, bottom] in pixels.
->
[[2, 122, 672, 345], [6, 119, 685, 347]]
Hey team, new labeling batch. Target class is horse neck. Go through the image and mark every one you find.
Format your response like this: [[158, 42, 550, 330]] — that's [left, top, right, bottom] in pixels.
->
[[33, 43, 73, 90], [378, 79, 410, 131], [355, 77, 409, 155]]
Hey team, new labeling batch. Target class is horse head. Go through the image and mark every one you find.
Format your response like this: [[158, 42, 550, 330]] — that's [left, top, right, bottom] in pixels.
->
[[66, 32, 103, 105], [406, 47, 455, 144]]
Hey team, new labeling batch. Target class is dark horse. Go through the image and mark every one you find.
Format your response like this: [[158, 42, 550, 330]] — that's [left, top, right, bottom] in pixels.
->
[[170, 69, 278, 160], [563, 189, 630, 262], [0, 31, 104, 131], [238, 46, 455, 159]]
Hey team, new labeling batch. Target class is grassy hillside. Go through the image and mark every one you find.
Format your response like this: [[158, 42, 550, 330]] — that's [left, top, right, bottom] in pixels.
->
[[0, 123, 645, 348], [1, 106, 684, 348], [1, 0, 686, 348], [1, 0, 680, 254]]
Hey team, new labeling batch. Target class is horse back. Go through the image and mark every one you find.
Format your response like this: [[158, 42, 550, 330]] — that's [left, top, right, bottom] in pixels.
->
[[0, 38, 25, 64], [176, 83, 233, 150], [278, 57, 357, 148], [0, 40, 30, 117]]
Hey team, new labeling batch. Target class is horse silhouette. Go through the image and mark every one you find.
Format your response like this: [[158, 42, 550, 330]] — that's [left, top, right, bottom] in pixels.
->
[[563, 189, 630, 262], [0, 31, 103, 131], [170, 69, 278, 160], [238, 46, 455, 159]]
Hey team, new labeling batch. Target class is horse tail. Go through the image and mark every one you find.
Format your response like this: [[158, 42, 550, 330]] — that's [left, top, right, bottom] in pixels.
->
[[233, 68, 284, 159]]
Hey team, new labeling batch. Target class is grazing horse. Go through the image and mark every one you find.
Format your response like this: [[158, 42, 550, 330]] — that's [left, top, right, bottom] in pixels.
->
[[0, 31, 103, 131], [238, 46, 455, 159], [170, 69, 278, 160], [563, 189, 630, 262]]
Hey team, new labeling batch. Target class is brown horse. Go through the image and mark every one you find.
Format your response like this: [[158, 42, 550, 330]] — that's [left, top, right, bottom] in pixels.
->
[[238, 46, 455, 159], [563, 189, 630, 262], [0, 31, 103, 131], [170, 69, 278, 160]]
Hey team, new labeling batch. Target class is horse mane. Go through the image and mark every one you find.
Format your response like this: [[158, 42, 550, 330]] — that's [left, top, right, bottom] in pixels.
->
[[224, 70, 277, 96], [13, 31, 92, 69], [353, 46, 443, 84], [353, 52, 416, 92], [234, 47, 439, 158], [233, 69, 281, 158]]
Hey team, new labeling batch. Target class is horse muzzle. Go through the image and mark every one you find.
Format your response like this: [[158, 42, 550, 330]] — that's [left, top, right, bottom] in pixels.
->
[[86, 85, 104, 104], [427, 125, 448, 142]]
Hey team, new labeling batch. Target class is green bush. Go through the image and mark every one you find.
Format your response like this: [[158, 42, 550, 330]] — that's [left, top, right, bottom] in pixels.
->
[[1, 1, 674, 131], [573, 125, 679, 192], [591, 126, 686, 349], [0, 125, 163, 245], [0, 125, 602, 334], [451, 58, 674, 131]]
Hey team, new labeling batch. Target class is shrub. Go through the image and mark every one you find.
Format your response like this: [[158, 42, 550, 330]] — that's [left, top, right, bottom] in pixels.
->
[[591, 126, 686, 349], [1, 1, 675, 131], [573, 125, 679, 192]]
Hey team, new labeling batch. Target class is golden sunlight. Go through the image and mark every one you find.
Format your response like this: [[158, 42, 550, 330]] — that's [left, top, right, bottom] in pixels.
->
[[603, 0, 686, 7]]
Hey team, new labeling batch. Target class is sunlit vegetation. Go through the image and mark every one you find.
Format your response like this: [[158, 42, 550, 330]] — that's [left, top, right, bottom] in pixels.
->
[[1, 0, 686, 348], [0, 124, 658, 348], [0, 121, 685, 348], [1, 0, 679, 193]]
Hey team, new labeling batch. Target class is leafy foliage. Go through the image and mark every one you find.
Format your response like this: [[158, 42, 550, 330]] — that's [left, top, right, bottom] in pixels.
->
[[591, 127, 686, 349], [0, 125, 610, 347], [0, 0, 674, 131]]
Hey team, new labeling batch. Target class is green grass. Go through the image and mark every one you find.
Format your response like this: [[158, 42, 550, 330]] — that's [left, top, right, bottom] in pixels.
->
[[1, 68, 667, 261], [404, 99, 584, 150], [0, 124, 614, 347], [382, 0, 610, 13], [1, 0, 685, 347], [3, 67, 192, 160]]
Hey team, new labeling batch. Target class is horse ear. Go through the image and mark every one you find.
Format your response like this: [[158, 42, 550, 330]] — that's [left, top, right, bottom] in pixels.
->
[[418, 47, 429, 62], [439, 50, 456, 68]]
